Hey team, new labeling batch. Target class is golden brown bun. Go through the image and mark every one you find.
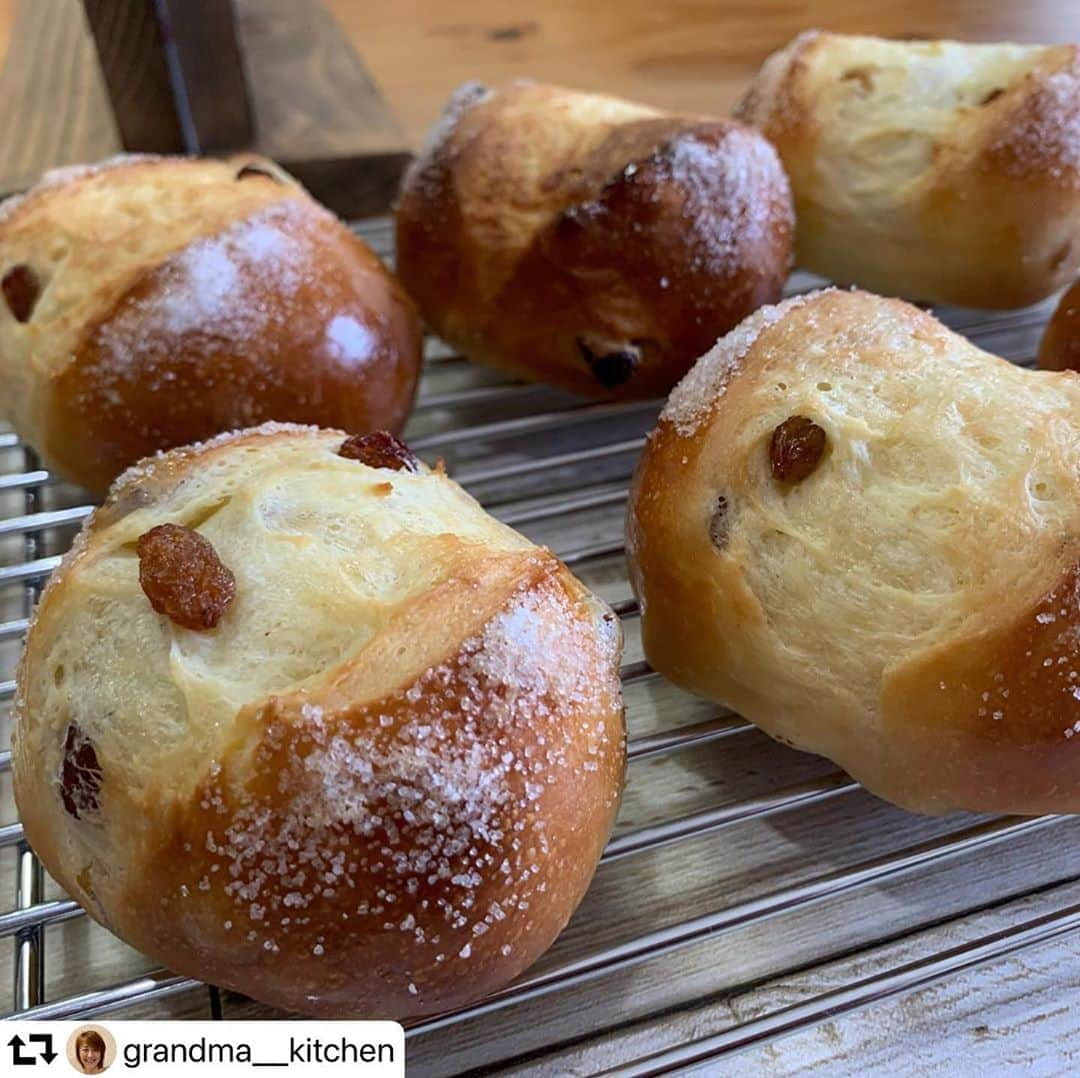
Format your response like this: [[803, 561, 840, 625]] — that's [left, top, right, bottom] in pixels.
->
[[736, 32, 1080, 308], [0, 155, 422, 494], [627, 289, 1080, 816], [396, 81, 793, 399], [1039, 279, 1080, 371], [13, 423, 625, 1018]]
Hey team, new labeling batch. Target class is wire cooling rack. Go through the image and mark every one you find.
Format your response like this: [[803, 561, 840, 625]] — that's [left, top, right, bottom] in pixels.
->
[[1, 217, 1079, 1075]]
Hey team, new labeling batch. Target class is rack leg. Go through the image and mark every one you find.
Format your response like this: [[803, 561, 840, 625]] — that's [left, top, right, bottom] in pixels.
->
[[13, 843, 44, 1009], [12, 445, 45, 1011]]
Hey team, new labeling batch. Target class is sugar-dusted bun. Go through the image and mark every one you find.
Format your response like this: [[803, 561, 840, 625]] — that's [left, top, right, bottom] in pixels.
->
[[1039, 278, 1080, 371], [13, 423, 625, 1018], [627, 289, 1080, 816], [736, 32, 1080, 308], [396, 81, 793, 399], [0, 155, 422, 494]]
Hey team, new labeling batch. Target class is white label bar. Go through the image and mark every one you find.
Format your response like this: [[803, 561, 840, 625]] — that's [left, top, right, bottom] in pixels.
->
[[3, 1020, 404, 1076]]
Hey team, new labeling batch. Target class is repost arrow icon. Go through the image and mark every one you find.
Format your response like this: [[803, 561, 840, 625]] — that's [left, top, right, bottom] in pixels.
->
[[29, 1033, 56, 1063], [7, 1034, 36, 1066]]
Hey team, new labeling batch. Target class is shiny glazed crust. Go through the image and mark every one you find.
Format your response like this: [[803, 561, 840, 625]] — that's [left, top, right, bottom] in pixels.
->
[[0, 155, 422, 493], [13, 423, 625, 1017], [736, 31, 1080, 308], [627, 289, 1080, 815], [1039, 278, 1080, 372], [396, 80, 793, 399]]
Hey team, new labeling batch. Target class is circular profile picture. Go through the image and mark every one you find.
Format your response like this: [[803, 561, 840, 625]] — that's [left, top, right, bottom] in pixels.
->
[[67, 1024, 116, 1073]]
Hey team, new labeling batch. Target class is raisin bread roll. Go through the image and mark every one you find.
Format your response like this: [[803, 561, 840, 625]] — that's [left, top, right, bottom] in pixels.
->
[[13, 423, 625, 1018], [627, 289, 1080, 815], [0, 155, 421, 494], [396, 81, 793, 399], [736, 32, 1080, 308]]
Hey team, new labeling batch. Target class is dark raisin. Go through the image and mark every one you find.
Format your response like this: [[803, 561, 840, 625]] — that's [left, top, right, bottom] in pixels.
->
[[338, 431, 420, 472], [554, 205, 587, 239], [235, 163, 283, 183], [59, 724, 102, 819], [2, 264, 40, 323], [591, 352, 638, 388], [770, 416, 827, 483], [577, 337, 639, 388], [137, 523, 236, 630], [708, 496, 730, 550], [980, 87, 1005, 106]]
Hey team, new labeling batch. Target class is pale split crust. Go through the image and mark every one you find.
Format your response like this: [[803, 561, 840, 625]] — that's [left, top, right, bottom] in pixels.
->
[[628, 289, 1080, 815], [736, 31, 1080, 308]]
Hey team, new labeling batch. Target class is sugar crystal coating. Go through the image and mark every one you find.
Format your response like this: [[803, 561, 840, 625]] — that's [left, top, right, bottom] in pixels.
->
[[175, 570, 621, 968]]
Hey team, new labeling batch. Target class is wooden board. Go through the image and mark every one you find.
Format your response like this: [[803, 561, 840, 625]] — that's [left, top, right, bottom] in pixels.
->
[[511, 880, 1080, 1075], [0, 0, 121, 198], [5, 1, 1080, 160], [0, 0, 410, 218], [237, 0, 411, 217], [82, 0, 254, 154], [324, 0, 1080, 148]]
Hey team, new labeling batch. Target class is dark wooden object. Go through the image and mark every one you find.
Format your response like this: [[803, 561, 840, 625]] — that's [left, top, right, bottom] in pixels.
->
[[82, 0, 254, 154], [236, 0, 412, 219], [0, 0, 411, 218]]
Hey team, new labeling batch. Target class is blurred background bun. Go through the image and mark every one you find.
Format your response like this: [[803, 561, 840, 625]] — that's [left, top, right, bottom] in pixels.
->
[[0, 155, 422, 494]]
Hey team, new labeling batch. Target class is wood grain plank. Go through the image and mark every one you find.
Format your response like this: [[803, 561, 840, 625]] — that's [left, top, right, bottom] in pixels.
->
[[81, 0, 186, 153], [235, 0, 403, 159], [234, 0, 410, 217], [154, 0, 254, 152], [0, 0, 120, 196], [0, 0, 15, 67], [324, 0, 1080, 148], [82, 0, 255, 155], [517, 879, 1080, 1076], [0, 0, 408, 216], [20, 0, 1079, 212], [4, 0, 1080, 160]]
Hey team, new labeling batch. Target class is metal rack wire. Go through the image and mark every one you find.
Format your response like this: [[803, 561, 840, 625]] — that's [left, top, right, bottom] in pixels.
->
[[1, 217, 1078, 1073]]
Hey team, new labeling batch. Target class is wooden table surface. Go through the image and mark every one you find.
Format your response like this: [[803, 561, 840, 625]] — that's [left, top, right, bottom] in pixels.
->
[[2, 1, 1080, 153], [325, 0, 1080, 147], [0, 0, 1079, 208]]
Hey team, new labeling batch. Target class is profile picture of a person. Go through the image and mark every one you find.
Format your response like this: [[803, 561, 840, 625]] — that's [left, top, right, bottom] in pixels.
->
[[68, 1025, 115, 1074]]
